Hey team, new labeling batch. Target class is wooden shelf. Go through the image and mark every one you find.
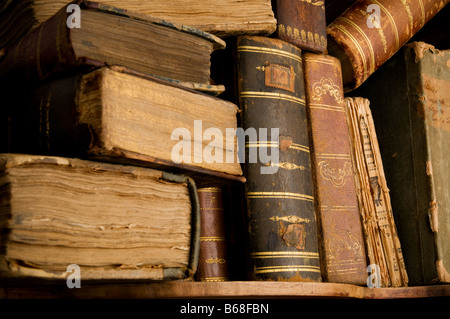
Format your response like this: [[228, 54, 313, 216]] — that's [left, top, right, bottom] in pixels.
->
[[1, 281, 449, 299]]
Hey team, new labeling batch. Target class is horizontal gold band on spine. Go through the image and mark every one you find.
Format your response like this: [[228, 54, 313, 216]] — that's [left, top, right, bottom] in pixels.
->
[[198, 187, 221, 192], [303, 56, 336, 66], [201, 277, 228, 282], [290, 143, 310, 153], [237, 45, 301, 62], [246, 141, 278, 147], [251, 251, 319, 259], [308, 103, 345, 112], [247, 192, 314, 202], [328, 268, 360, 274], [316, 153, 351, 159], [201, 236, 226, 241], [246, 141, 310, 153], [240, 91, 305, 105], [254, 265, 321, 274]]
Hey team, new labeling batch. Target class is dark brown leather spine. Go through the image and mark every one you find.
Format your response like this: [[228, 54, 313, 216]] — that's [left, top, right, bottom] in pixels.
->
[[303, 52, 367, 285], [2, 73, 90, 156], [237, 36, 321, 281], [196, 187, 229, 282], [0, 0, 94, 85], [275, 0, 327, 53]]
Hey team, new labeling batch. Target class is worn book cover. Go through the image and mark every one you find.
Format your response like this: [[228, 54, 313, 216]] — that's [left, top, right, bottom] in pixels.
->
[[303, 52, 367, 285], [349, 42, 450, 285], [345, 97, 408, 287], [274, 0, 327, 53], [0, 154, 200, 281], [1, 66, 243, 184], [0, 0, 225, 91], [327, 0, 448, 91], [196, 187, 230, 282], [0, 0, 276, 49], [237, 36, 321, 281]]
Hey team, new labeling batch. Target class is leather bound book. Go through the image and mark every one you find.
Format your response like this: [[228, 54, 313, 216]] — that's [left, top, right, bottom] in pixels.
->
[[303, 52, 367, 285], [0, 0, 225, 91], [349, 42, 450, 285], [0, 0, 276, 49], [1, 66, 244, 183], [196, 187, 230, 282], [237, 36, 321, 281], [0, 154, 200, 281], [275, 0, 327, 53], [327, 0, 449, 91]]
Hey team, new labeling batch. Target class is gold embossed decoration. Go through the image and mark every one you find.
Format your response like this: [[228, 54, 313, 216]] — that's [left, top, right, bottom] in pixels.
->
[[311, 77, 344, 104], [318, 161, 353, 188]]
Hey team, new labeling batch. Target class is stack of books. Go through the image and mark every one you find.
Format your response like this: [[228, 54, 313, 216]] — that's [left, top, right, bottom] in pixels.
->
[[0, 0, 448, 290]]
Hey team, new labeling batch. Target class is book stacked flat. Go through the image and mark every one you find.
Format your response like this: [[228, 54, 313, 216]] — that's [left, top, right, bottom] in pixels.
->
[[0, 0, 255, 281], [0, 0, 448, 291]]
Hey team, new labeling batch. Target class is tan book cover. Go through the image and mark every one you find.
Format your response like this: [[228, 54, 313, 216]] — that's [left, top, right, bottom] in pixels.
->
[[303, 52, 367, 285]]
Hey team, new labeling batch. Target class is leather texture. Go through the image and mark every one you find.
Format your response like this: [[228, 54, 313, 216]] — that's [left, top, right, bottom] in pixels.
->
[[237, 36, 321, 282], [275, 0, 327, 53], [303, 52, 367, 285]]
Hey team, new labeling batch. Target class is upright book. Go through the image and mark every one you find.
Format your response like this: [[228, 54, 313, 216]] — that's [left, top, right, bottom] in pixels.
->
[[275, 0, 327, 53], [2, 66, 243, 183], [327, 0, 448, 91], [345, 97, 408, 287], [349, 42, 450, 285], [237, 36, 321, 281], [0, 154, 200, 281], [196, 187, 230, 282], [0, 0, 225, 90], [303, 52, 367, 285], [0, 0, 276, 49]]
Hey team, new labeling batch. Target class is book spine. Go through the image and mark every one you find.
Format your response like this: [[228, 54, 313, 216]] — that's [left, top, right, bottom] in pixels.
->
[[3, 73, 91, 156], [275, 0, 327, 53], [303, 52, 367, 285], [196, 187, 229, 282], [327, 0, 449, 90], [345, 97, 408, 287], [402, 43, 450, 284], [237, 36, 321, 282], [0, 1, 99, 84], [348, 42, 450, 285]]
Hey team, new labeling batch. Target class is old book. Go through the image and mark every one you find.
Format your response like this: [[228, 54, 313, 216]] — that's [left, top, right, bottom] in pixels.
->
[[349, 42, 450, 285], [196, 187, 229, 282], [0, 0, 276, 49], [274, 0, 327, 53], [0, 154, 200, 281], [345, 97, 408, 287], [327, 0, 448, 91], [0, 0, 225, 90], [2, 66, 243, 183], [302, 52, 367, 285], [237, 36, 321, 281]]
